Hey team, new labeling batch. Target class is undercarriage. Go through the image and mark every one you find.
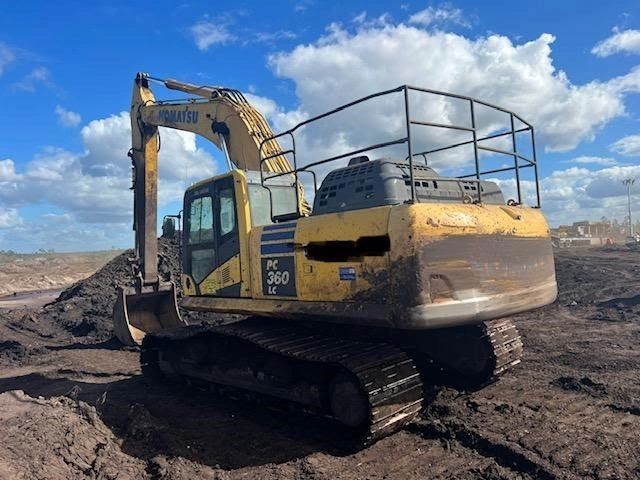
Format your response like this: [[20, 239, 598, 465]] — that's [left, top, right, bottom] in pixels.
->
[[140, 317, 523, 443]]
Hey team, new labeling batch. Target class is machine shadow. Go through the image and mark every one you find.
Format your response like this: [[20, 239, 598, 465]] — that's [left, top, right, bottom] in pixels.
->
[[0, 371, 360, 469]]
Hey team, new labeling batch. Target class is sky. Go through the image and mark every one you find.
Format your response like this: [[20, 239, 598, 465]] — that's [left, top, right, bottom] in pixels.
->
[[1, 0, 640, 252]]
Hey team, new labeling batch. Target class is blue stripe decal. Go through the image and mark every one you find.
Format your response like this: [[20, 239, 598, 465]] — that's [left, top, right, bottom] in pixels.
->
[[261, 230, 295, 242], [263, 221, 297, 231], [261, 243, 294, 255]]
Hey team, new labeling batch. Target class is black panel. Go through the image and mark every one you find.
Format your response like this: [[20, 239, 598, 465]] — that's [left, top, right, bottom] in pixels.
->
[[214, 283, 242, 297], [261, 256, 296, 296]]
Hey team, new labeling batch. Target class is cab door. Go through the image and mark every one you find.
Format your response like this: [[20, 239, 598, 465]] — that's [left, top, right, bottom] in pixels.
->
[[183, 184, 216, 295], [212, 175, 241, 296], [183, 174, 242, 297]]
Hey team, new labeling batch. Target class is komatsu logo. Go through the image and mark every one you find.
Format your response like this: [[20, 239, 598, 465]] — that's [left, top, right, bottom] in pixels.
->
[[157, 109, 199, 124]]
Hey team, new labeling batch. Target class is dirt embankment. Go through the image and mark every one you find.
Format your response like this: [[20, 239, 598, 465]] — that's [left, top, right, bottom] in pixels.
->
[[32, 238, 223, 342], [0, 246, 638, 479], [0, 251, 120, 297]]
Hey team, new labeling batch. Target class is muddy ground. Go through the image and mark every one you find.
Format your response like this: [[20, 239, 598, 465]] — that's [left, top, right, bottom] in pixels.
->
[[0, 244, 638, 479]]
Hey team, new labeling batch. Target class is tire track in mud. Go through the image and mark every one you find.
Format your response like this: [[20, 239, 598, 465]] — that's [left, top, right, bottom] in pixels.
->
[[408, 418, 570, 480]]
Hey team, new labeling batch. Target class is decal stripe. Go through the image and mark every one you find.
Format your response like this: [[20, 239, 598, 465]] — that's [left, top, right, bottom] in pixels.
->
[[261, 243, 294, 255], [263, 221, 297, 232], [261, 230, 295, 242]]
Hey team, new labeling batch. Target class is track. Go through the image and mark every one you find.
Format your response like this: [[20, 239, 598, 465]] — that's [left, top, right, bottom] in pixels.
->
[[142, 318, 424, 443], [141, 317, 523, 443]]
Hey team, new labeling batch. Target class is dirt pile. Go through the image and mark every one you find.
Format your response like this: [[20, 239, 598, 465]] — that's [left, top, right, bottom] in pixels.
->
[[37, 238, 236, 343], [37, 238, 185, 342], [0, 390, 146, 479]]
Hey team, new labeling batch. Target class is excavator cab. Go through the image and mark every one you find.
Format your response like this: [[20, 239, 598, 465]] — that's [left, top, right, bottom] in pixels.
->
[[114, 166, 298, 346]]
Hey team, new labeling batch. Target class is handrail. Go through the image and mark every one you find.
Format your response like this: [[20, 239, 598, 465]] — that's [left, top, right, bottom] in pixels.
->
[[258, 84, 540, 219]]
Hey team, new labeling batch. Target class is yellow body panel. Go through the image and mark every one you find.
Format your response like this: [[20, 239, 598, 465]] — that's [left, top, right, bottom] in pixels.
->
[[293, 207, 390, 301], [199, 255, 242, 294], [387, 203, 550, 240]]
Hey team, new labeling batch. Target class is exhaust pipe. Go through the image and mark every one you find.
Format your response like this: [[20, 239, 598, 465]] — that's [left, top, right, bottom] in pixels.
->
[[113, 282, 186, 346]]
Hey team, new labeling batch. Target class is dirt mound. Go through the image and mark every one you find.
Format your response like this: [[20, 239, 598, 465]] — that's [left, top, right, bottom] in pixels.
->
[[37, 238, 237, 343], [0, 390, 146, 479]]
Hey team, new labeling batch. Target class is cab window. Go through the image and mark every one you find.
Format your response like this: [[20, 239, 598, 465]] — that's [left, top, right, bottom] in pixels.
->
[[247, 184, 297, 226], [188, 196, 214, 244], [219, 187, 236, 236]]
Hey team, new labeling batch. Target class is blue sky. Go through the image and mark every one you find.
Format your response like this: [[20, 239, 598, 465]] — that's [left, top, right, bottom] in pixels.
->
[[1, 1, 640, 251]]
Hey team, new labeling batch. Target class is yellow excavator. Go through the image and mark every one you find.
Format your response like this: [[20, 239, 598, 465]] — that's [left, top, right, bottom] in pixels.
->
[[114, 72, 557, 442]]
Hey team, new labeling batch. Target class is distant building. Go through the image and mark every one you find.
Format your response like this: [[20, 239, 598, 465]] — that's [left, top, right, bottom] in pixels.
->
[[551, 219, 618, 247]]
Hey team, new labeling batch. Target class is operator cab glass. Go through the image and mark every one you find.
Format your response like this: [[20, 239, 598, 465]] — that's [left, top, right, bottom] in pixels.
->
[[247, 182, 297, 226]]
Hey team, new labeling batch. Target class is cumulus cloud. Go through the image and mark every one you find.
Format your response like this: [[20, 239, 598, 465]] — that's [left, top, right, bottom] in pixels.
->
[[189, 21, 234, 50], [408, 5, 470, 28], [12, 66, 53, 92], [79, 112, 215, 182], [592, 28, 640, 57], [492, 164, 640, 226], [0, 112, 217, 250], [0, 42, 15, 75], [266, 21, 640, 174], [610, 134, 640, 157], [55, 105, 82, 127]]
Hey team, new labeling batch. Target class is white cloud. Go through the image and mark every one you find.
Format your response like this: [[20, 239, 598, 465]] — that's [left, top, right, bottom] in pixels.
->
[[0, 209, 21, 229], [79, 112, 215, 182], [0, 42, 15, 75], [267, 22, 640, 167], [0, 112, 217, 251], [0, 159, 18, 181], [353, 11, 367, 24], [55, 105, 82, 127], [610, 134, 640, 157], [294, 0, 314, 12], [408, 6, 471, 28], [189, 21, 234, 50], [12, 66, 53, 92], [592, 28, 640, 57], [566, 156, 617, 166], [493, 164, 640, 226]]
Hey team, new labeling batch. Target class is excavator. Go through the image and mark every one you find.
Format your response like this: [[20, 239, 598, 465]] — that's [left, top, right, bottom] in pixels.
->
[[114, 72, 557, 443]]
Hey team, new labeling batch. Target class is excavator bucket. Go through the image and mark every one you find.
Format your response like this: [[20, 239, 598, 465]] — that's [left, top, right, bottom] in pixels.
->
[[113, 283, 186, 346]]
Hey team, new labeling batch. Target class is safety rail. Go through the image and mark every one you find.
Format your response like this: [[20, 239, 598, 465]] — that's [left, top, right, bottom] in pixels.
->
[[259, 85, 540, 219]]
